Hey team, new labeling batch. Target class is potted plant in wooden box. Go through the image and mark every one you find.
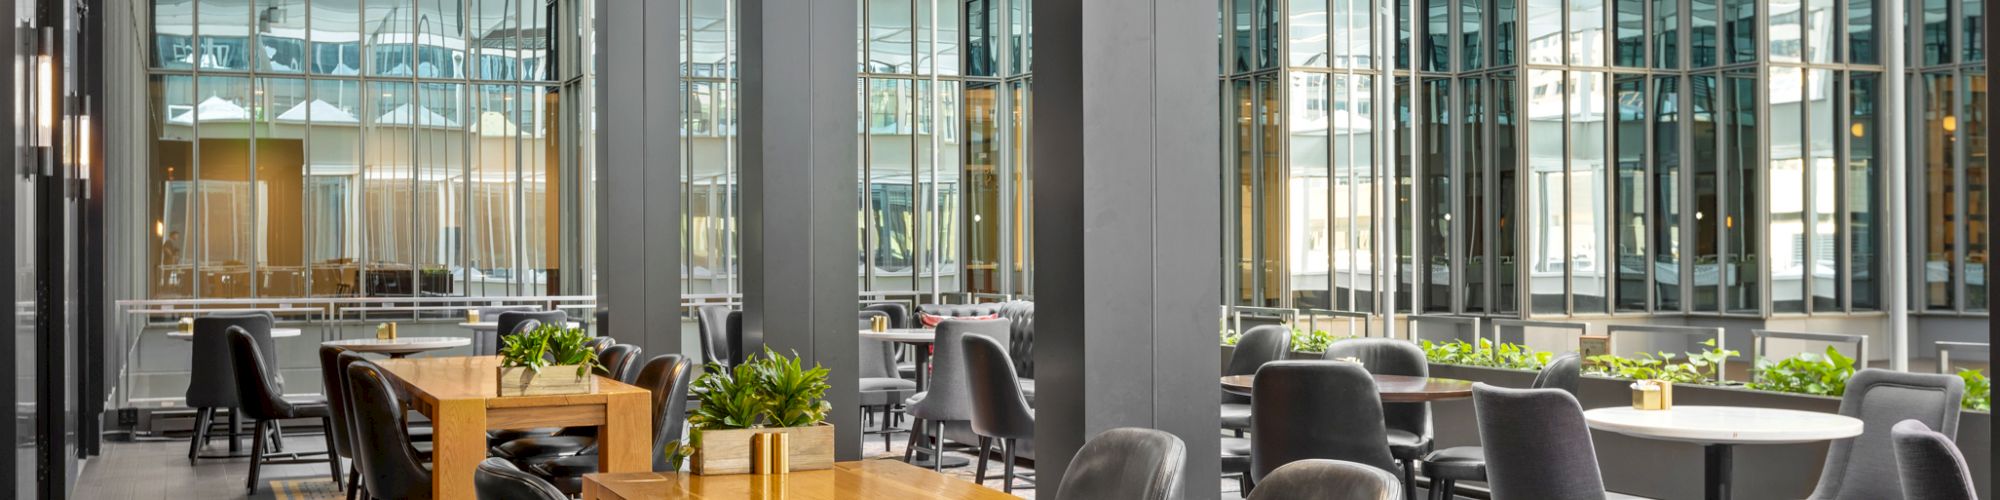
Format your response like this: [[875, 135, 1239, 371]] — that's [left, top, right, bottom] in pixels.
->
[[685, 347, 835, 475], [495, 324, 603, 396]]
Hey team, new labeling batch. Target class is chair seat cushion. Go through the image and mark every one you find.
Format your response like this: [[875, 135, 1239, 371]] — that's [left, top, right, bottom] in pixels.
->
[[860, 377, 917, 392], [281, 399, 331, 419], [1221, 436, 1252, 456], [1386, 429, 1433, 460], [1221, 436, 1252, 474], [1421, 446, 1487, 481], [491, 435, 595, 459], [1220, 403, 1252, 430]]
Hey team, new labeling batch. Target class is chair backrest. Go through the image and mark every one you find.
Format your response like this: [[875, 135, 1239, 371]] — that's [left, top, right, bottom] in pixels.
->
[[1324, 338, 1430, 440], [224, 327, 296, 421], [187, 313, 276, 408], [862, 303, 911, 329], [962, 334, 1035, 440], [907, 318, 1010, 422], [695, 305, 742, 367], [1251, 361, 1399, 480], [482, 310, 567, 355], [631, 355, 695, 471], [1532, 353, 1582, 395], [1224, 325, 1293, 405], [858, 312, 898, 379], [1246, 459, 1401, 500], [597, 344, 643, 384], [1810, 369, 1966, 500], [346, 360, 434, 500], [317, 345, 355, 460], [475, 457, 567, 500], [1473, 383, 1606, 500], [1890, 419, 1979, 500], [1052, 427, 1188, 500]]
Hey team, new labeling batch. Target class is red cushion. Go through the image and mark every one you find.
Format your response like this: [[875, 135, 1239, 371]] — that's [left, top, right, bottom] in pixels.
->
[[919, 313, 1000, 328]]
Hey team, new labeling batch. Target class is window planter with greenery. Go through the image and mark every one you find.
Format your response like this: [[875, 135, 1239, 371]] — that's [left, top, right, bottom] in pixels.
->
[[495, 324, 603, 396], [674, 347, 836, 475]]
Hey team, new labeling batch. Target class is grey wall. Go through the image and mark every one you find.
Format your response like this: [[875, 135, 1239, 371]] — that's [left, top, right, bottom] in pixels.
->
[[593, 0, 681, 356]]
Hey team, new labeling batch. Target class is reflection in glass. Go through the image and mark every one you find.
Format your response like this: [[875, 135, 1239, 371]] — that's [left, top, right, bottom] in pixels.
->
[[1690, 74, 1719, 311], [1654, 0, 1678, 68], [197, 76, 256, 297], [255, 78, 310, 296], [1462, 78, 1484, 313], [1462, 0, 1482, 70], [1526, 0, 1561, 65], [1260, 76, 1285, 306], [199, 0, 252, 70], [1614, 76, 1646, 311], [1922, 73, 1955, 310], [1615, 0, 1643, 66], [156, 0, 197, 69], [308, 79, 362, 296], [965, 83, 999, 293], [1807, 69, 1839, 311], [1494, 73, 1519, 313], [1847, 0, 1875, 64], [1346, 75, 1377, 312], [1236, 0, 1255, 72], [368, 0, 414, 76], [415, 82, 466, 295], [1691, 0, 1718, 66], [1423, 79, 1451, 312], [367, 82, 415, 295], [1653, 76, 1682, 310], [935, 0, 961, 75], [1922, 0, 1949, 65], [1804, 0, 1832, 63], [1494, 0, 1515, 65], [1293, 0, 1329, 66], [1569, 0, 1604, 65], [1394, 77, 1414, 311], [1570, 72, 1607, 312], [258, 0, 308, 72], [474, 0, 519, 80], [1847, 74, 1879, 310], [1425, 0, 1449, 71], [312, 0, 362, 75], [1526, 70, 1564, 313], [867, 0, 912, 73], [1967, 0, 1985, 62], [1291, 72, 1330, 308], [1724, 74, 1759, 313], [1770, 67, 1806, 312], [519, 85, 556, 293], [521, 0, 550, 80], [1964, 71, 1987, 310], [1236, 79, 1256, 305], [1724, 0, 1755, 63], [415, 0, 467, 78], [152, 75, 197, 297]]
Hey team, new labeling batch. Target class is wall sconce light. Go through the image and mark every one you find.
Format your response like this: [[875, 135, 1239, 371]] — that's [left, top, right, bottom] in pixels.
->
[[1850, 122, 1865, 138], [1943, 115, 1958, 132]]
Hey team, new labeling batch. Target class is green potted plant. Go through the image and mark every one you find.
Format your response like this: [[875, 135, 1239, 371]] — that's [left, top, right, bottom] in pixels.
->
[[685, 347, 835, 475], [494, 324, 603, 396]]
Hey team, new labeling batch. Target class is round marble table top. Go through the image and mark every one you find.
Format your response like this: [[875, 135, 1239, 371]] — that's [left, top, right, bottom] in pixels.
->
[[1220, 374, 1477, 403], [1583, 405, 1864, 445], [167, 327, 302, 340], [322, 336, 471, 354], [858, 328, 938, 343], [458, 321, 581, 331]]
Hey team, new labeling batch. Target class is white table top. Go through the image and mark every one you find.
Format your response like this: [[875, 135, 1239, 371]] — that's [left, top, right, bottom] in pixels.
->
[[167, 327, 303, 340], [459, 321, 581, 331], [1584, 405, 1864, 445], [859, 328, 936, 343], [322, 336, 471, 353]]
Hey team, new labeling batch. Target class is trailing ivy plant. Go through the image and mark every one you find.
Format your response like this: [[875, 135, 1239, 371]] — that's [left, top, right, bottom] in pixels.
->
[[1748, 346, 1856, 397], [497, 324, 602, 378], [1960, 369, 1991, 412]]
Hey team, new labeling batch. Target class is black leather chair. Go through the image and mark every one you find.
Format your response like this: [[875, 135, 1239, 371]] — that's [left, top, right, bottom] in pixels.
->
[[859, 312, 916, 451], [1325, 338, 1431, 499], [1807, 369, 1966, 500], [526, 355, 695, 494], [476, 458, 566, 500], [1051, 427, 1186, 500], [1251, 361, 1400, 486], [1223, 324, 1292, 434], [318, 346, 361, 497], [347, 359, 434, 500], [695, 305, 744, 367], [963, 333, 1036, 493], [1247, 459, 1401, 500], [226, 327, 339, 493], [1891, 419, 1979, 500], [599, 344, 643, 384], [186, 312, 278, 460], [1423, 353, 1581, 500], [1473, 383, 1610, 500], [480, 310, 568, 355], [903, 318, 1010, 471]]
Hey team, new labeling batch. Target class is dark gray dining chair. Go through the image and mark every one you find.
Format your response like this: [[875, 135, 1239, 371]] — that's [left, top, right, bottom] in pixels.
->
[[482, 310, 567, 355], [527, 355, 694, 494], [227, 327, 340, 493], [903, 318, 1010, 471], [1473, 383, 1608, 500], [318, 346, 361, 498], [1246, 459, 1401, 500], [859, 311, 916, 451], [598, 343, 643, 384], [347, 360, 434, 500], [187, 312, 277, 460], [863, 302, 912, 329], [475, 458, 566, 500], [1223, 324, 1292, 435], [1807, 369, 1966, 500], [1891, 419, 1979, 500], [1052, 428, 1187, 500], [963, 333, 1036, 493], [1423, 352, 1582, 500], [695, 305, 743, 367], [1251, 361, 1400, 483], [1324, 338, 1431, 499]]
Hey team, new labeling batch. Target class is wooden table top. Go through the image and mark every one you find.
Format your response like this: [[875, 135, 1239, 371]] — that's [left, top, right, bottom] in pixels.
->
[[582, 460, 1017, 500], [375, 355, 649, 407], [1220, 373, 1476, 402]]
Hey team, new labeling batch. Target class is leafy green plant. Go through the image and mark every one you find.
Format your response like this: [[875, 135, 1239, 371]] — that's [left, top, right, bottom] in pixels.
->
[[1748, 346, 1856, 397], [497, 324, 602, 378], [687, 348, 835, 430], [660, 440, 694, 471], [1421, 339, 1553, 370], [1960, 369, 1991, 412], [1291, 327, 1338, 354], [1585, 339, 1738, 385], [1221, 328, 1241, 346], [688, 360, 766, 430]]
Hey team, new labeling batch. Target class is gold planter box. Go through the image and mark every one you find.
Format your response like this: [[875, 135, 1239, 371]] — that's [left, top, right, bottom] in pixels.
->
[[691, 424, 836, 475], [495, 365, 598, 397], [1631, 380, 1674, 410]]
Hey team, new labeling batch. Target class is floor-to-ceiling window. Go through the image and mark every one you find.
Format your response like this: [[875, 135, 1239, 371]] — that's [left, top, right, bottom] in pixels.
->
[[1911, 0, 1986, 315]]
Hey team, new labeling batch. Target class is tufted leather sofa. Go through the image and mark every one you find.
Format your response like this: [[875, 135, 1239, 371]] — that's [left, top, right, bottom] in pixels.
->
[[917, 301, 1034, 378]]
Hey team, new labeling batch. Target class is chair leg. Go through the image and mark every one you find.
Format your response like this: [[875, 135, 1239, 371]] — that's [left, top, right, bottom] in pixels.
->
[[245, 420, 268, 493], [901, 418, 923, 462], [1002, 439, 1017, 494], [973, 436, 992, 484], [187, 407, 212, 460], [1401, 459, 1417, 500], [880, 406, 895, 452], [930, 421, 944, 472], [270, 420, 287, 453], [346, 465, 361, 500], [227, 409, 242, 452], [321, 417, 342, 484], [1430, 478, 1454, 500]]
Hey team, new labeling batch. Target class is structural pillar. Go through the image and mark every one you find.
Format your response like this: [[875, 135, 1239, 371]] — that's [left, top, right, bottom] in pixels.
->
[[739, 0, 863, 460], [594, 0, 681, 357], [1881, 0, 1907, 371], [1032, 0, 1222, 495]]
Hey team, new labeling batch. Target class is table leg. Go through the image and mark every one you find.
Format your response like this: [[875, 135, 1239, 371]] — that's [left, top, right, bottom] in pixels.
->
[[432, 399, 487, 499], [599, 391, 652, 473], [1704, 443, 1733, 500], [912, 343, 930, 392]]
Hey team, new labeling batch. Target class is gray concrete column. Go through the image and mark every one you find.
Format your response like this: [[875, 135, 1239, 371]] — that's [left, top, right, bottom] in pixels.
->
[[1881, 0, 1906, 371], [1031, 0, 1223, 495], [739, 0, 863, 459], [593, 0, 681, 356]]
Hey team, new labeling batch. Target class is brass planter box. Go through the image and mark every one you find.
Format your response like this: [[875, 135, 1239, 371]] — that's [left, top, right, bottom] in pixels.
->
[[495, 365, 598, 397], [691, 424, 836, 475]]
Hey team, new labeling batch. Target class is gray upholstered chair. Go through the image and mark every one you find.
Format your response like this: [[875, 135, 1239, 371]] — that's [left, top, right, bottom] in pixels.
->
[[186, 312, 278, 460], [475, 457, 566, 500], [1423, 353, 1582, 500], [1891, 419, 1979, 500], [1052, 428, 1187, 500], [1247, 459, 1401, 500], [1223, 324, 1292, 434], [863, 302, 912, 329], [695, 305, 742, 368], [1324, 338, 1431, 498], [483, 310, 567, 355], [859, 312, 916, 451], [346, 359, 434, 499], [526, 355, 694, 494], [963, 333, 1036, 493], [902, 318, 1010, 471], [1473, 383, 1608, 500], [1251, 361, 1400, 484], [1808, 369, 1966, 500]]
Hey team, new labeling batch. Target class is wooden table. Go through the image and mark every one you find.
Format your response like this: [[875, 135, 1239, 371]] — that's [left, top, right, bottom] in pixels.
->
[[322, 336, 471, 357], [1584, 405, 1863, 500], [582, 460, 1017, 500], [375, 355, 653, 498], [1219, 374, 1476, 402]]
